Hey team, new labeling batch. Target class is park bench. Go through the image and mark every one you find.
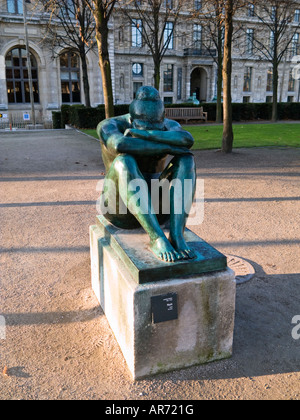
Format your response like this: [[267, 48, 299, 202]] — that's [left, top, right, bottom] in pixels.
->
[[165, 107, 208, 123]]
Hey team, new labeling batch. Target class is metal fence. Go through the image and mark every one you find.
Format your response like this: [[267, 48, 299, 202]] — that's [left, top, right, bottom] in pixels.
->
[[0, 112, 53, 130]]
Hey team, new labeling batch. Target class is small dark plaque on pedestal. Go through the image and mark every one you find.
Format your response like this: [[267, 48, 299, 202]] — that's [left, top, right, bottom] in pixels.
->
[[151, 293, 178, 324]]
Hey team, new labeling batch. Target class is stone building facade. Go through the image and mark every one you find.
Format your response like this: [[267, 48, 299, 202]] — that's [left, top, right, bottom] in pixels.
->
[[0, 1, 300, 126]]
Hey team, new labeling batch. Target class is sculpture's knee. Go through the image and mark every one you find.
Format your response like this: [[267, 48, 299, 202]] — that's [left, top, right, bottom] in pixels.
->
[[113, 154, 137, 174], [176, 154, 196, 176]]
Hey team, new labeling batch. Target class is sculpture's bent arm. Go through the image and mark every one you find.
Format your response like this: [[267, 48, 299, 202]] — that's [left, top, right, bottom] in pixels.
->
[[98, 119, 191, 157], [128, 128, 194, 148], [128, 120, 194, 149]]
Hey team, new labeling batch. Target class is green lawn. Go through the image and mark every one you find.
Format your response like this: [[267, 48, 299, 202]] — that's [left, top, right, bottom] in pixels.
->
[[81, 123, 300, 150]]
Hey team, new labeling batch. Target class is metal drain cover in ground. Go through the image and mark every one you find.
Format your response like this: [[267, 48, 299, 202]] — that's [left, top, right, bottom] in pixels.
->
[[226, 255, 255, 284]]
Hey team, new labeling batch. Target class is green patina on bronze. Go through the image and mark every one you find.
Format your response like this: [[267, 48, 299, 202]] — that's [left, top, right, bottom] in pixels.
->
[[97, 86, 226, 271], [95, 215, 227, 284]]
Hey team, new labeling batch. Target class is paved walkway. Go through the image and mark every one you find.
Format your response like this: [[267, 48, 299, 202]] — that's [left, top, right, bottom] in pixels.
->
[[0, 130, 299, 400]]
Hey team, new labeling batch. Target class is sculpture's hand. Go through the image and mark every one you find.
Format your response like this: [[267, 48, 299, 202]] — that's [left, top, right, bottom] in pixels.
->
[[124, 128, 134, 137], [125, 128, 151, 140]]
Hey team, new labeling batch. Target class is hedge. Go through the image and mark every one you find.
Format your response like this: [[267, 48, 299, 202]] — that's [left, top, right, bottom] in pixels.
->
[[212, 102, 300, 122], [52, 111, 62, 129], [52, 102, 300, 129]]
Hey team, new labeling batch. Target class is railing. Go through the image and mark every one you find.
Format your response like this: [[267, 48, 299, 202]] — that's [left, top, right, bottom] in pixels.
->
[[0, 112, 52, 130]]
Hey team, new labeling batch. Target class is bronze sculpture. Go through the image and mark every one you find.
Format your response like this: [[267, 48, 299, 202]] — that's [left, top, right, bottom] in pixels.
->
[[97, 86, 196, 263]]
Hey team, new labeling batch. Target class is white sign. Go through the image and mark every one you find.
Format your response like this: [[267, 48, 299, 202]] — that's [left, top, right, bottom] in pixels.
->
[[0, 316, 6, 340]]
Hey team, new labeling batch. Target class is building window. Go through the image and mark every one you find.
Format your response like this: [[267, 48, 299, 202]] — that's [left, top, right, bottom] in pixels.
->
[[164, 64, 174, 92], [246, 29, 254, 55], [133, 82, 143, 99], [6, 47, 39, 104], [295, 10, 300, 23], [243, 96, 250, 103], [267, 69, 273, 92], [266, 96, 273, 103], [194, 0, 202, 11], [60, 51, 81, 103], [193, 24, 202, 49], [7, 0, 23, 14], [164, 0, 173, 9], [248, 4, 255, 17], [287, 96, 294, 103], [132, 63, 143, 77], [131, 19, 143, 48], [271, 6, 276, 21], [164, 22, 174, 50], [292, 33, 300, 56], [243, 67, 252, 92], [270, 31, 275, 54]]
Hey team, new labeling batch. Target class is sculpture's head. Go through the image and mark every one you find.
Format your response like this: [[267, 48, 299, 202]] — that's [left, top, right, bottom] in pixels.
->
[[129, 86, 165, 131]]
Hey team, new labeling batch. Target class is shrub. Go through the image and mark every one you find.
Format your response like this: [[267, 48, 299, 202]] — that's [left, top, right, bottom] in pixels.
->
[[68, 104, 87, 127], [65, 104, 131, 129], [56, 101, 300, 129], [115, 104, 130, 116], [61, 104, 71, 127], [165, 103, 199, 108], [69, 107, 106, 129], [52, 111, 62, 129]]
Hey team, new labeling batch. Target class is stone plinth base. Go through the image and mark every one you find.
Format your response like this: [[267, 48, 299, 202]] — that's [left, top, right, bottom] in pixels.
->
[[90, 217, 236, 380]]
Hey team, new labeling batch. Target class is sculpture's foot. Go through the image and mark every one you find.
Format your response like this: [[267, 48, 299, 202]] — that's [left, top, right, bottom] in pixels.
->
[[150, 237, 183, 263], [169, 235, 196, 260]]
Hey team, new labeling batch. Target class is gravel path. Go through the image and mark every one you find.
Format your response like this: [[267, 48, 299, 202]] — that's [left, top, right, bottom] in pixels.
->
[[0, 129, 299, 400]]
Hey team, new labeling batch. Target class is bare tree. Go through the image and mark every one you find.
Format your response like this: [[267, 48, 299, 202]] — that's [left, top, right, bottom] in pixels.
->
[[122, 0, 185, 91], [40, 0, 95, 107], [193, 0, 224, 123], [248, 0, 300, 122], [84, 0, 117, 118], [218, 0, 247, 153], [221, 0, 234, 153]]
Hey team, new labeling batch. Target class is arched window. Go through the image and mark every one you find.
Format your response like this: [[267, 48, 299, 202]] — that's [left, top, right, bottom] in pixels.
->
[[60, 51, 81, 103], [6, 47, 39, 104]]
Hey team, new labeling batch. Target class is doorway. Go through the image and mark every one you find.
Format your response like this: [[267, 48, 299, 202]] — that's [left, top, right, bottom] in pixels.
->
[[190, 67, 207, 102]]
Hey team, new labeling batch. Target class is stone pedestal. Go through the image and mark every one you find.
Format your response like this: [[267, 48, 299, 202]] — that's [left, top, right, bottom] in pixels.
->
[[90, 216, 236, 380]]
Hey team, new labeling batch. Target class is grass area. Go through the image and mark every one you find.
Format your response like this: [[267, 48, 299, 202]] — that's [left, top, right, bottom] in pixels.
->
[[187, 123, 300, 149], [81, 123, 300, 150], [82, 129, 99, 139]]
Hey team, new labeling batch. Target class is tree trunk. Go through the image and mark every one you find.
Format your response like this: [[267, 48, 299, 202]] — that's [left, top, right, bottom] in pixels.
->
[[216, 13, 223, 124], [272, 61, 279, 122], [216, 64, 223, 124], [153, 8, 161, 92], [222, 0, 234, 153], [95, 10, 114, 118], [154, 61, 161, 91], [97, 42, 114, 118], [80, 47, 91, 108]]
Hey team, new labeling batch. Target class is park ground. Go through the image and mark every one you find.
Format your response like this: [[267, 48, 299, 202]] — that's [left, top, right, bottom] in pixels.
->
[[0, 129, 299, 400]]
